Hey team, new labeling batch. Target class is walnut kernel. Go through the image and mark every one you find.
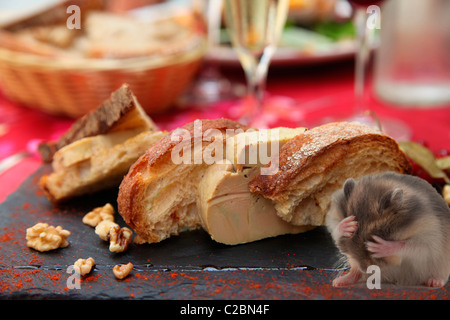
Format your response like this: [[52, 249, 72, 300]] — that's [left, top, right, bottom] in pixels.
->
[[74, 257, 95, 276], [95, 220, 119, 241], [109, 226, 133, 253], [82, 203, 115, 227], [26, 223, 70, 252], [113, 262, 133, 280]]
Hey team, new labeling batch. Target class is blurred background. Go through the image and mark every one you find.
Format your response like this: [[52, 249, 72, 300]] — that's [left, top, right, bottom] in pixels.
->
[[0, 0, 363, 118], [0, 0, 448, 200]]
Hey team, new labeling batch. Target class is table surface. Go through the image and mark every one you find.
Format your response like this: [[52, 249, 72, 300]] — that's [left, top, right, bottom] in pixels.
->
[[0, 58, 449, 300]]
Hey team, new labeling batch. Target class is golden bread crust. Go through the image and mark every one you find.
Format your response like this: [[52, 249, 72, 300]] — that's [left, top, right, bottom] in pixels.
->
[[248, 122, 412, 226], [249, 122, 411, 199], [117, 118, 250, 244], [38, 83, 155, 162], [39, 130, 165, 203]]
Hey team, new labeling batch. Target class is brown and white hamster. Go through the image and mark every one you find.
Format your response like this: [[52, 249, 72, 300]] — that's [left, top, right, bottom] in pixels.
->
[[326, 172, 450, 287]]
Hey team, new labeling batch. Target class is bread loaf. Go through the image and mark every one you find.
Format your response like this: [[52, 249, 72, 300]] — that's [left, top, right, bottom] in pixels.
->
[[248, 122, 412, 227], [117, 119, 250, 244], [39, 84, 162, 202], [40, 130, 166, 203], [83, 11, 200, 59], [38, 83, 157, 162]]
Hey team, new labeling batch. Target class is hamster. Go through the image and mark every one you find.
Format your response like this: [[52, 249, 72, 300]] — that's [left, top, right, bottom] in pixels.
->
[[326, 171, 450, 287]]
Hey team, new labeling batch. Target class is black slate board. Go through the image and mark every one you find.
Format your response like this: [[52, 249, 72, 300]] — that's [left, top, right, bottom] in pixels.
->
[[0, 165, 448, 300]]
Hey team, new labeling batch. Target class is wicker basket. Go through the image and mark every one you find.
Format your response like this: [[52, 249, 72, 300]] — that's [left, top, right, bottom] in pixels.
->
[[0, 40, 206, 118]]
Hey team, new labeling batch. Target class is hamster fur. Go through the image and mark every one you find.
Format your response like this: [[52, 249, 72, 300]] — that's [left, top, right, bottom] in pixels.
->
[[326, 172, 450, 287]]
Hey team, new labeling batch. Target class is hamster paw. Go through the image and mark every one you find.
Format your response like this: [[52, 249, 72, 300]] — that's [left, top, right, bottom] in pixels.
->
[[332, 267, 362, 287], [336, 215, 358, 238], [366, 235, 405, 258], [426, 277, 446, 288]]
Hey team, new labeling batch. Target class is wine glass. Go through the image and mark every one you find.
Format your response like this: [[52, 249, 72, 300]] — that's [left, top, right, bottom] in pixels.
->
[[347, 0, 411, 140], [179, 0, 246, 108], [224, 0, 292, 128]]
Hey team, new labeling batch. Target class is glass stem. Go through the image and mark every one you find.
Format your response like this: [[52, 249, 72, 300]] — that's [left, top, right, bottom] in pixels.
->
[[242, 46, 274, 125], [246, 59, 265, 110], [354, 6, 375, 115]]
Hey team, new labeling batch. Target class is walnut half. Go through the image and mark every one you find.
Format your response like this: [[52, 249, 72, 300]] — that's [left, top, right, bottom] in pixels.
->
[[26, 223, 71, 252], [109, 226, 133, 253], [74, 257, 95, 276], [83, 203, 115, 227], [95, 220, 132, 253], [113, 262, 133, 280], [95, 220, 119, 241]]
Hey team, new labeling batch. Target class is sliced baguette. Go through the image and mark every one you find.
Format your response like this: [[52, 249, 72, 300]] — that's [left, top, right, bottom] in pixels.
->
[[39, 84, 161, 202], [38, 83, 157, 162], [248, 122, 412, 226], [84, 11, 200, 59], [40, 130, 166, 203], [117, 119, 250, 244]]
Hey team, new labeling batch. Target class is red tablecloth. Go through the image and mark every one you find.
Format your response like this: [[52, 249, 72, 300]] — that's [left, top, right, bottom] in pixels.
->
[[0, 59, 449, 203]]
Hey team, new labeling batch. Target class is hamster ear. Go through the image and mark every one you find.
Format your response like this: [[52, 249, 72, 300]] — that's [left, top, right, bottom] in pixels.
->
[[380, 188, 404, 212], [343, 178, 356, 199]]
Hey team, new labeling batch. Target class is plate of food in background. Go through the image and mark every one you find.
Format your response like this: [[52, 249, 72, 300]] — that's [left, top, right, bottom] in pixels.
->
[[208, 0, 367, 66]]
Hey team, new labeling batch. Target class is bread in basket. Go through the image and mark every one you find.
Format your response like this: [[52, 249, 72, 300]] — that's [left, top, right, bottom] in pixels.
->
[[0, 1, 207, 117]]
